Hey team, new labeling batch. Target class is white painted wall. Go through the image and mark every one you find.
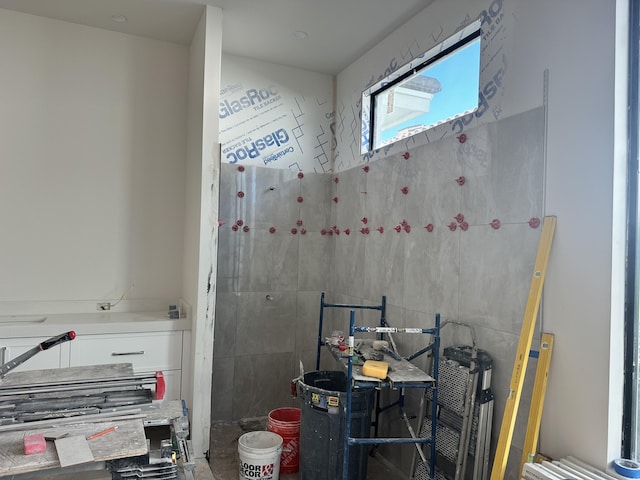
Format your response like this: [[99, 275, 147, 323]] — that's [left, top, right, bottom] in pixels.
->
[[500, 0, 623, 466], [184, 8, 207, 454], [0, 9, 189, 311], [0, 4, 221, 458], [336, 0, 624, 468], [184, 5, 223, 458], [531, 0, 621, 466]]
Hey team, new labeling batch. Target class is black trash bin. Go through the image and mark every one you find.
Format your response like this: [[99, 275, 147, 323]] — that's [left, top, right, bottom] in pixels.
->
[[297, 370, 375, 480]]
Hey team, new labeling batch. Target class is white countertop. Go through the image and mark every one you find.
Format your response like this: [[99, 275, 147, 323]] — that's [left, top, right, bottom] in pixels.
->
[[0, 311, 191, 338]]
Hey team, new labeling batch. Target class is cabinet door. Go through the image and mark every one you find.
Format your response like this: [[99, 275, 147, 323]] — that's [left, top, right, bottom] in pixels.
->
[[0, 337, 69, 372]]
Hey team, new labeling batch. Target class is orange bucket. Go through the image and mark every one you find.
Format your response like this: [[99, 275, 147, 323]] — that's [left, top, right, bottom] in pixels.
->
[[267, 407, 301, 474]]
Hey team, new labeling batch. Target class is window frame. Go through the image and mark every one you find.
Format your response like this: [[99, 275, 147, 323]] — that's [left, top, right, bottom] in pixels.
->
[[360, 19, 482, 154], [623, 0, 640, 460]]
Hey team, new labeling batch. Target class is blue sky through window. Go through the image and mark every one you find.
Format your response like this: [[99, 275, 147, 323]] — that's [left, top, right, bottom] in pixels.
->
[[376, 37, 481, 144]]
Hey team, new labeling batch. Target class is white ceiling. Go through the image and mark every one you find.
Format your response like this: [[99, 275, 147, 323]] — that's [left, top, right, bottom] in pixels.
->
[[0, 0, 433, 75]]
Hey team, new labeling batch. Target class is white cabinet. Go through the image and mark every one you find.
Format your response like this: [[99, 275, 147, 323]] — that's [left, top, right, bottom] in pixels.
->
[[0, 330, 189, 402], [0, 336, 70, 373], [70, 331, 185, 401]]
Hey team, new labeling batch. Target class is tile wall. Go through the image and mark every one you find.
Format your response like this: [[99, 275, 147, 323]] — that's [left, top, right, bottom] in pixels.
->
[[213, 166, 331, 420], [212, 107, 545, 478]]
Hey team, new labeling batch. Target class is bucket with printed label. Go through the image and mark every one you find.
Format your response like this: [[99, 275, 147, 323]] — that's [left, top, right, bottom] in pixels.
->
[[238, 431, 283, 480], [267, 407, 301, 474]]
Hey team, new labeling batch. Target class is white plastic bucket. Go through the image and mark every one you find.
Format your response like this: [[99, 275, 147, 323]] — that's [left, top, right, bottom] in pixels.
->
[[238, 431, 283, 480]]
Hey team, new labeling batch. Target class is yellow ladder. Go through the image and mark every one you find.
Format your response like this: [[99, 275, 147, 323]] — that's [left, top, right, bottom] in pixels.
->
[[490, 216, 556, 480], [519, 332, 555, 475]]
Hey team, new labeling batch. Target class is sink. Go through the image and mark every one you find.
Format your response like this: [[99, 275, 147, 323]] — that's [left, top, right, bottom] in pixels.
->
[[0, 315, 47, 324]]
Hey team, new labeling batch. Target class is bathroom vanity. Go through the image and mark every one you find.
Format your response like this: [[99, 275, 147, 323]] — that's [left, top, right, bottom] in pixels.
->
[[0, 312, 192, 402]]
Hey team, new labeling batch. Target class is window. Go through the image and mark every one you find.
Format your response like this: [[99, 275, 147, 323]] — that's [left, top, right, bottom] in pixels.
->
[[361, 19, 482, 153]]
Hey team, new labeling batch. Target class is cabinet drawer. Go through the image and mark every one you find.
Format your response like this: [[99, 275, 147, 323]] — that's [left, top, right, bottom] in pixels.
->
[[0, 337, 69, 372], [70, 331, 183, 371]]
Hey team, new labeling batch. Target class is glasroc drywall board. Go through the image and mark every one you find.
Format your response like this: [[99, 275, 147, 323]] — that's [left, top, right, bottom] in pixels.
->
[[219, 54, 334, 172]]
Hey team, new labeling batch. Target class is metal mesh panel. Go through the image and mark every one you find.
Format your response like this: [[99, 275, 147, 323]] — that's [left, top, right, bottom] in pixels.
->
[[438, 405, 464, 431], [428, 359, 470, 416], [420, 416, 461, 462], [414, 459, 451, 480], [415, 356, 471, 479], [415, 348, 494, 480]]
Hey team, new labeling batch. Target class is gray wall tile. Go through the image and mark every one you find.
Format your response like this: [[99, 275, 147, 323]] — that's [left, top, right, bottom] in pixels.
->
[[404, 137, 463, 228], [365, 154, 411, 229], [462, 109, 544, 224], [236, 229, 299, 292], [363, 232, 406, 306], [403, 227, 460, 317], [298, 232, 329, 291], [218, 163, 243, 230], [211, 356, 234, 421], [296, 291, 324, 353], [213, 107, 547, 480], [329, 231, 366, 299], [214, 292, 238, 358], [335, 166, 367, 229], [232, 352, 297, 418], [299, 172, 332, 230], [458, 223, 540, 334], [239, 165, 301, 230], [216, 222, 240, 294], [236, 292, 297, 355]]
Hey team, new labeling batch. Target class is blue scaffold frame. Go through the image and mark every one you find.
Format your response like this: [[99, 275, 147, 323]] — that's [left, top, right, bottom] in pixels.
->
[[315, 293, 440, 480]]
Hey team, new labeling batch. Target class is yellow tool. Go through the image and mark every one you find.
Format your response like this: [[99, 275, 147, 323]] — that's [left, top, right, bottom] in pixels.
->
[[490, 216, 556, 480], [519, 333, 554, 476]]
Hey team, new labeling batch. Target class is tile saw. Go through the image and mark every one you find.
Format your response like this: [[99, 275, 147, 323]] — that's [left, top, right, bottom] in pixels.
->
[[0, 332, 166, 425]]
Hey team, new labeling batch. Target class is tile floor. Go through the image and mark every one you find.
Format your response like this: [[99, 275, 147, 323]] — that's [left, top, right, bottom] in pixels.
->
[[209, 418, 406, 480]]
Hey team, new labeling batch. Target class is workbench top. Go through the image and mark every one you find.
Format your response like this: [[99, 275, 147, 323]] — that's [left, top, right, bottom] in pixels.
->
[[0, 418, 148, 477], [0, 311, 191, 338], [327, 340, 435, 386]]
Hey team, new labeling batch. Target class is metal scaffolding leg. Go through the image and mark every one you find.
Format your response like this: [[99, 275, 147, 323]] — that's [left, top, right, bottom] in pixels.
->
[[343, 310, 440, 480]]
